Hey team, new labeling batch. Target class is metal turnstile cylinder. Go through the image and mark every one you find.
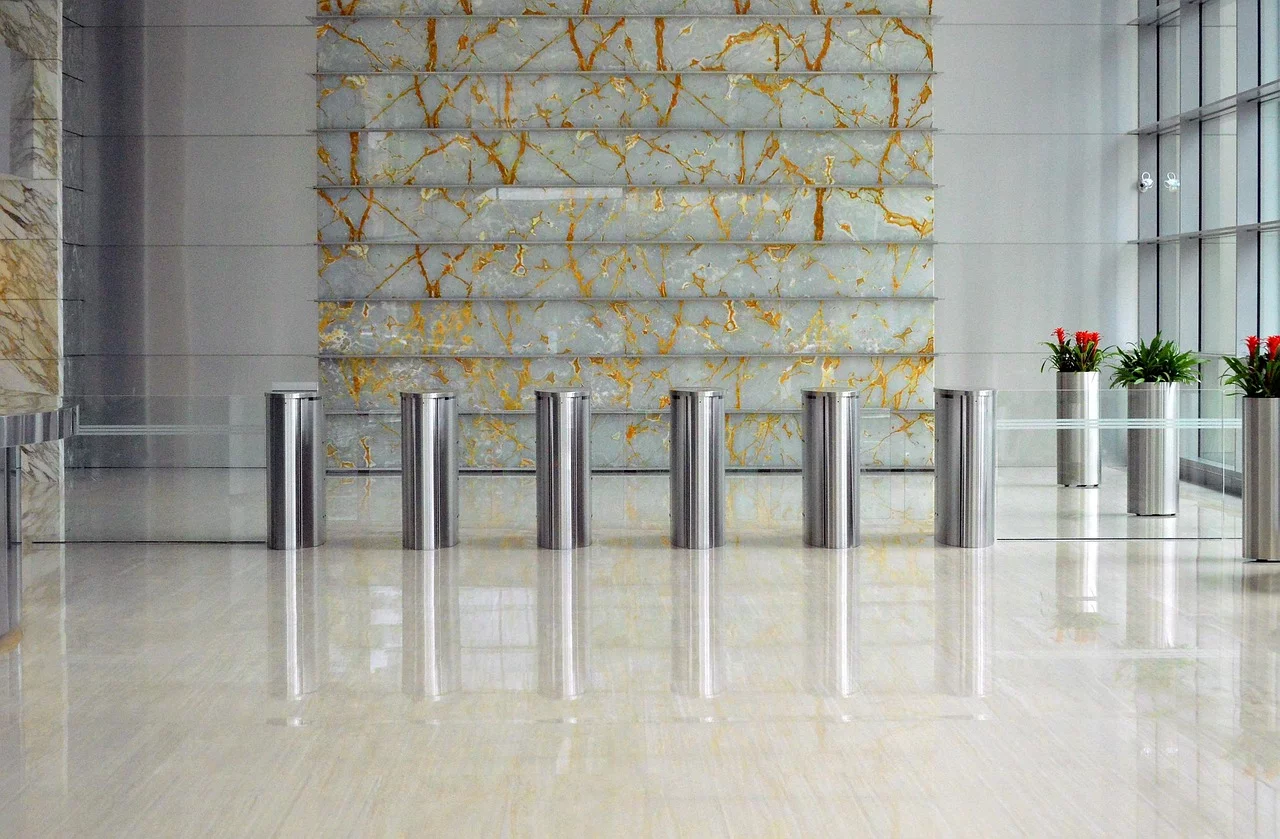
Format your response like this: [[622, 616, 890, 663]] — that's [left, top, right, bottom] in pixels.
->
[[266, 390, 326, 551], [935, 388, 997, 548], [802, 388, 861, 549], [536, 388, 592, 550], [670, 388, 726, 550], [401, 391, 459, 551]]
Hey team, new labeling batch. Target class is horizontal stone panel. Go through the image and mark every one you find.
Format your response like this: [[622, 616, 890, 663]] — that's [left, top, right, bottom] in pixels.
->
[[316, 129, 932, 187], [319, 353, 934, 412], [318, 242, 935, 300], [316, 72, 934, 130], [319, 298, 934, 355], [326, 408, 934, 470], [0, 0, 59, 60], [317, 16, 932, 74], [316, 0, 933, 15], [0, 179, 57, 241], [317, 186, 933, 243]]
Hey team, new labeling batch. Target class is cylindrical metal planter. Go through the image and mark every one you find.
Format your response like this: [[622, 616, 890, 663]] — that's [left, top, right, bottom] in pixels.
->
[[535, 388, 592, 550], [670, 388, 726, 550], [1243, 398, 1280, 561], [401, 391, 459, 551], [802, 388, 861, 549], [934, 389, 997, 548], [1057, 371, 1101, 488], [266, 390, 326, 550], [1127, 382, 1180, 517]]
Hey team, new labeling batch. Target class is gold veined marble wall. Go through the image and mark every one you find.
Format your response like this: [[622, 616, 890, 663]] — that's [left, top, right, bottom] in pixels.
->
[[0, 0, 63, 485], [315, 0, 935, 470]]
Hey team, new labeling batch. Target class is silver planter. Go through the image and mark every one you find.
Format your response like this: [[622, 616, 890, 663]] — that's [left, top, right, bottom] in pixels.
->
[[1127, 382, 1180, 517], [1244, 398, 1280, 561], [1057, 372, 1101, 487]]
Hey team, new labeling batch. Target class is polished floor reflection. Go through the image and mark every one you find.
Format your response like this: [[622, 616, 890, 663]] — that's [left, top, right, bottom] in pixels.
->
[[0, 475, 1270, 836]]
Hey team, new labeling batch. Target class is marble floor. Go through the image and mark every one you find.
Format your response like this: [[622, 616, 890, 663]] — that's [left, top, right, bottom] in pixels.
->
[[0, 473, 1271, 837]]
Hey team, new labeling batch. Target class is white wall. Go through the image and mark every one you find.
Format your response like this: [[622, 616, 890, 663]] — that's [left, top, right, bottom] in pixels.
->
[[934, 0, 1139, 399], [68, 0, 316, 465]]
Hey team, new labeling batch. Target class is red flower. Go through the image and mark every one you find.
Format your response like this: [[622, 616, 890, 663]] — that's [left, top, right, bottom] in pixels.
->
[[1073, 331, 1101, 348], [1246, 335, 1261, 357], [1268, 336, 1280, 359], [1054, 328, 1066, 346]]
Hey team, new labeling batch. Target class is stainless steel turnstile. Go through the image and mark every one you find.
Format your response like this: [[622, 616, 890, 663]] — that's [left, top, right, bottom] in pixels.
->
[[266, 390, 326, 551], [802, 388, 861, 549], [670, 388, 726, 550], [401, 391, 459, 550], [935, 388, 997, 548], [535, 388, 592, 550]]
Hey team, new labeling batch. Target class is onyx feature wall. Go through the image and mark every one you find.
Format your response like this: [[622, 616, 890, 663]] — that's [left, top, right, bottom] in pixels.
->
[[316, 1, 937, 471]]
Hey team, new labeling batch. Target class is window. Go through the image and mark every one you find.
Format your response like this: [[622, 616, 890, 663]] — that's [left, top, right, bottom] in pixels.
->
[[1138, 0, 1279, 473], [1264, 0, 1279, 83], [1158, 132, 1180, 235], [1263, 99, 1279, 222], [1201, 0, 1237, 105], [1201, 113, 1237, 229], [1158, 23, 1182, 119]]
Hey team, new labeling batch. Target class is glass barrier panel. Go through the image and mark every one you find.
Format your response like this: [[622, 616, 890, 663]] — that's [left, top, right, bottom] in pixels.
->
[[995, 387, 1240, 541]]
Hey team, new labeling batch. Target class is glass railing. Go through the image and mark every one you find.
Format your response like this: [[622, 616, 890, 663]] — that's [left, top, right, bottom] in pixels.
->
[[995, 387, 1240, 541], [39, 374, 1244, 543]]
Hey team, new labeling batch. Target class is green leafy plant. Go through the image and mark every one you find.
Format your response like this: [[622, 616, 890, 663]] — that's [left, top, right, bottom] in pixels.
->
[[1042, 328, 1110, 373], [1109, 334, 1200, 387], [1222, 335, 1280, 398]]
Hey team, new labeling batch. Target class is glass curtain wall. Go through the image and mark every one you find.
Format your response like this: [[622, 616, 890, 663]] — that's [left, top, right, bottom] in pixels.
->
[[1137, 0, 1280, 476]]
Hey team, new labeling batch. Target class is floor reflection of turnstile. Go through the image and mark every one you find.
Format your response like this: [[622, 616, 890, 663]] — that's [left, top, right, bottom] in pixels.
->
[[935, 550, 993, 697], [402, 551, 460, 700], [805, 551, 859, 697], [538, 550, 589, 700], [672, 550, 722, 699], [268, 552, 328, 701]]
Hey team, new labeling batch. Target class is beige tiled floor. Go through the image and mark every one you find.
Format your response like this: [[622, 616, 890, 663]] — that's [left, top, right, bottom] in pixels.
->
[[0, 473, 1270, 837]]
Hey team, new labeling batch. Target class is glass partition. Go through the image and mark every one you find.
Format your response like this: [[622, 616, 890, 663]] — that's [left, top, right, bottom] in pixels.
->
[[49, 377, 1243, 544], [55, 394, 917, 544], [995, 387, 1241, 541]]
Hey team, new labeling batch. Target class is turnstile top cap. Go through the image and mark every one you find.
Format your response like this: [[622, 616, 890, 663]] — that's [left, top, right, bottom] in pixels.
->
[[535, 386, 591, 398], [401, 389, 456, 401], [670, 387, 724, 398], [935, 387, 996, 398], [268, 389, 321, 400], [802, 387, 859, 398]]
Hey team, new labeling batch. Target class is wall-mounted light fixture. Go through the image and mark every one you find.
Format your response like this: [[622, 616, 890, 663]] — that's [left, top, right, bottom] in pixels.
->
[[1139, 172, 1155, 193]]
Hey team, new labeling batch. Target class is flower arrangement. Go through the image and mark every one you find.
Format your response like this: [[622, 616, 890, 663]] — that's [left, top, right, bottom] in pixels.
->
[[1042, 328, 1108, 373], [1109, 334, 1200, 387], [1222, 335, 1280, 398]]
